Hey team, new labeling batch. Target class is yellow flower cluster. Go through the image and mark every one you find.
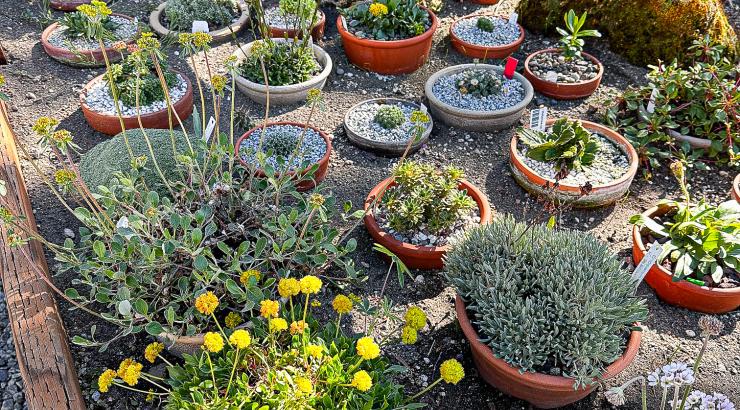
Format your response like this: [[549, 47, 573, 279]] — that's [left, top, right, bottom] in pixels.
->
[[269, 317, 288, 332], [295, 377, 313, 394], [311, 300, 322, 307], [300, 275, 322, 294], [50, 130, 73, 144], [260, 299, 280, 318], [278, 278, 301, 298], [192, 32, 212, 48], [229, 329, 252, 349], [401, 325, 417, 345], [356, 337, 380, 360], [54, 170, 76, 187], [404, 306, 426, 330], [0, 73, 5, 87], [308, 193, 325, 208], [290, 320, 307, 335], [195, 291, 219, 315], [77, 0, 111, 18], [332, 295, 353, 314], [351, 370, 373, 391], [32, 117, 59, 136], [203, 332, 224, 353], [409, 110, 430, 124], [439, 359, 464, 385], [211, 75, 227, 94], [368, 2, 389, 17], [144, 342, 164, 363], [225, 311, 243, 329], [240, 269, 261, 285], [97, 369, 116, 393], [306, 344, 323, 359], [118, 358, 143, 386], [136, 32, 160, 51]]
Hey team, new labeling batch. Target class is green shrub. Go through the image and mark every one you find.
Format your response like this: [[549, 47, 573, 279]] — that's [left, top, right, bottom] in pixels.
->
[[239, 40, 321, 86], [374, 105, 405, 129], [164, 0, 237, 32], [444, 215, 648, 388], [518, 118, 598, 173]]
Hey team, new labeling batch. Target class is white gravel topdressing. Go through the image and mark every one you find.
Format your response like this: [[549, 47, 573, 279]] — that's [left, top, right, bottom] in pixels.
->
[[452, 16, 520, 47], [84, 74, 188, 116], [345, 101, 431, 143], [376, 205, 480, 247], [239, 124, 326, 171], [265, 6, 320, 30], [432, 70, 525, 111], [48, 15, 138, 51]]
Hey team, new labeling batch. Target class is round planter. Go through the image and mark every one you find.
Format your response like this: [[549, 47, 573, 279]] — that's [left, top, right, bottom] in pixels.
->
[[336, 8, 438, 74], [509, 119, 638, 208], [363, 178, 491, 270], [234, 121, 332, 191], [632, 205, 740, 314], [41, 14, 138, 67], [79, 71, 194, 136], [49, 0, 89, 11], [231, 38, 332, 106], [523, 48, 604, 100], [343, 98, 433, 156], [268, 10, 326, 41], [449, 15, 524, 60], [455, 295, 641, 408], [149, 0, 249, 42], [733, 174, 740, 203], [424, 64, 533, 132]]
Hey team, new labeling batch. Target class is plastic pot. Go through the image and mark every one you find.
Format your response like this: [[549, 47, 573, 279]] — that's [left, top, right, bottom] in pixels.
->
[[268, 10, 326, 41], [632, 205, 740, 314], [149, 0, 249, 42], [79, 71, 194, 136], [449, 15, 524, 59], [234, 121, 332, 191], [509, 119, 638, 207], [336, 8, 438, 74], [363, 178, 491, 270], [523, 48, 603, 100], [50, 0, 89, 11], [456, 295, 642, 408]]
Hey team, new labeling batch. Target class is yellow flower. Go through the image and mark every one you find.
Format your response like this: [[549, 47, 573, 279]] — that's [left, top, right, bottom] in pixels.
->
[[401, 325, 417, 345], [269, 317, 288, 332], [351, 370, 373, 391], [290, 320, 307, 335], [332, 295, 353, 314], [306, 344, 323, 359], [308, 193, 325, 208], [0, 73, 5, 87], [91, 0, 112, 16], [211, 75, 227, 94], [404, 306, 426, 330], [32, 117, 59, 136], [439, 359, 465, 384], [225, 312, 243, 329], [178, 32, 193, 46], [311, 300, 322, 307], [260, 299, 280, 318], [144, 342, 164, 363], [299, 275, 322, 295], [97, 369, 116, 393], [136, 32, 160, 50], [410, 110, 430, 124], [193, 32, 212, 48], [229, 329, 251, 349], [145, 389, 154, 403], [195, 291, 219, 315], [117, 358, 143, 386], [240, 269, 261, 285], [54, 170, 76, 187], [50, 130, 73, 144], [203, 332, 224, 353], [368, 2, 389, 17], [76, 4, 97, 17], [356, 337, 380, 360], [295, 376, 313, 394], [278, 278, 301, 298]]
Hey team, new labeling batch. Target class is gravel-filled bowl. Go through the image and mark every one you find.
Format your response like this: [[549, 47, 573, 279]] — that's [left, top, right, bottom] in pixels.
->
[[79, 71, 194, 135], [449, 15, 524, 59], [424, 63, 533, 132], [235, 121, 332, 191], [148, 0, 249, 41], [509, 119, 638, 207], [523, 48, 604, 100], [41, 14, 139, 67], [231, 38, 333, 106], [343, 98, 433, 156], [265, 6, 326, 41]]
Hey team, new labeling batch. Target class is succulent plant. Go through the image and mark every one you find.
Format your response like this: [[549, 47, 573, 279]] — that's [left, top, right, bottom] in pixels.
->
[[475, 17, 494, 33], [444, 215, 648, 388], [557, 9, 601, 60], [59, 9, 119, 41], [518, 118, 599, 175], [374, 105, 406, 130], [279, 0, 317, 21], [262, 129, 301, 159], [456, 69, 503, 98]]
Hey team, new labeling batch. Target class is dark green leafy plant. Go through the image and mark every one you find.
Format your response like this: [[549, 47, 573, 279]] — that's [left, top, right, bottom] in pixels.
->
[[164, 0, 237, 32], [341, 0, 430, 41], [476, 17, 494, 32], [518, 118, 599, 174], [556, 9, 601, 60], [107, 50, 176, 106], [374, 105, 405, 129], [444, 215, 648, 388], [456, 69, 502, 97], [262, 129, 301, 159], [279, 0, 318, 21], [239, 40, 321, 86], [59, 9, 119, 41]]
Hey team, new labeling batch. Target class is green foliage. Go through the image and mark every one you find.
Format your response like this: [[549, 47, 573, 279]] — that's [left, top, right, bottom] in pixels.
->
[[262, 129, 300, 159], [59, 10, 119, 41], [107, 51, 176, 106], [518, 118, 598, 174], [374, 105, 405, 130], [164, 0, 237, 32], [239, 40, 321, 86], [456, 69, 502, 98], [475, 17, 494, 33], [341, 0, 430, 41], [556, 9, 601, 60], [444, 215, 648, 388], [279, 0, 317, 21], [382, 161, 476, 235]]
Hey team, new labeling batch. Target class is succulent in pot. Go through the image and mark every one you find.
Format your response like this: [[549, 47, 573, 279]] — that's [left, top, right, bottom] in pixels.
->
[[148, 0, 249, 41], [264, 0, 326, 40], [445, 215, 648, 408], [449, 14, 525, 59]]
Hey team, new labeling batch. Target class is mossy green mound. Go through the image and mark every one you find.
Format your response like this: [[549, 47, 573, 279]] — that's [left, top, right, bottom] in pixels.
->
[[517, 0, 738, 66]]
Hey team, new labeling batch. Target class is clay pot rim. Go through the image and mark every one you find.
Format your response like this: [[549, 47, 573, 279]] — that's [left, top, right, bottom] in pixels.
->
[[41, 13, 138, 54], [363, 177, 492, 253], [234, 121, 332, 178], [148, 0, 249, 39], [449, 14, 524, 53], [524, 48, 604, 86], [733, 174, 740, 202], [632, 204, 740, 295], [336, 7, 438, 49], [79, 70, 193, 120], [455, 294, 642, 388], [424, 63, 534, 118], [267, 8, 326, 31], [49, 0, 89, 11], [509, 118, 638, 193], [343, 97, 433, 150]]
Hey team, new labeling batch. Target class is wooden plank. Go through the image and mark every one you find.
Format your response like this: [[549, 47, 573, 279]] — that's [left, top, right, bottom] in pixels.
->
[[0, 100, 85, 410]]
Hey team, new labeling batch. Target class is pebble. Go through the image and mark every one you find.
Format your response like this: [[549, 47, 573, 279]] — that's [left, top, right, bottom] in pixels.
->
[[528, 52, 598, 83], [452, 16, 520, 47], [686, 329, 696, 337], [432, 70, 525, 112], [0, 291, 25, 409], [85, 74, 188, 116], [345, 100, 431, 143], [47, 16, 138, 51], [238, 124, 326, 171], [63, 228, 75, 239]]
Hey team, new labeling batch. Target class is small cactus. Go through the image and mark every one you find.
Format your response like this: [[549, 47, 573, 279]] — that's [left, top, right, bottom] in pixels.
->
[[374, 105, 406, 130], [476, 17, 494, 32]]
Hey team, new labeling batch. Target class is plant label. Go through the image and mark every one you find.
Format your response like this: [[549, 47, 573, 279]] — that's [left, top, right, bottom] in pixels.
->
[[341, 16, 348, 29], [503, 57, 518, 79], [646, 88, 658, 114], [509, 12, 518, 27], [545, 71, 558, 83], [420, 103, 428, 114], [631, 242, 663, 289], [204, 116, 216, 142], [530, 107, 548, 131], [192, 20, 210, 33]]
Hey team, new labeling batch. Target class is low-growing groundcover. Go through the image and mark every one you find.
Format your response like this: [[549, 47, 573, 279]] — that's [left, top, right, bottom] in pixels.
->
[[163, 0, 238, 32]]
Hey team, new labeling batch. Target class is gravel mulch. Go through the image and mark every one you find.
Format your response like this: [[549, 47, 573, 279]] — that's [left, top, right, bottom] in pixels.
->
[[47, 15, 138, 51], [432, 70, 525, 111], [0, 292, 25, 410], [345, 100, 430, 143], [375, 205, 481, 247], [84, 73, 188, 116], [238, 124, 326, 170], [528, 52, 599, 83], [451, 16, 520, 47], [264, 6, 320, 30]]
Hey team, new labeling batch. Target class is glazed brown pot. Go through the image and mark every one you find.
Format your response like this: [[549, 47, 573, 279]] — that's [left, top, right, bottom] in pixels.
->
[[234, 121, 332, 191], [268, 10, 326, 41], [50, 0, 88, 11], [455, 295, 642, 408], [41, 14, 138, 67], [363, 178, 492, 270], [79, 71, 194, 136], [471, 0, 499, 4], [632, 205, 740, 314], [733, 174, 740, 203], [449, 15, 524, 59], [509, 119, 638, 208], [523, 48, 604, 100], [336, 8, 438, 74]]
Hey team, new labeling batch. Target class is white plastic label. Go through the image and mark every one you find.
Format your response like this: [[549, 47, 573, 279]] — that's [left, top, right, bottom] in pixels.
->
[[192, 20, 210, 33], [204, 116, 216, 141], [509, 12, 518, 27], [631, 242, 663, 288], [530, 107, 548, 132], [646, 88, 658, 114], [545, 71, 558, 83], [420, 103, 428, 114], [341, 16, 348, 29]]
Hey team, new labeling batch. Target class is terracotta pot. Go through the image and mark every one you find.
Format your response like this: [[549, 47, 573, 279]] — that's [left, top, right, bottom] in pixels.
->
[[49, 0, 89, 11], [523, 48, 604, 100], [734, 174, 740, 203], [268, 10, 326, 41], [336, 8, 438, 74], [449, 15, 524, 59], [509, 119, 638, 208], [149, 0, 250, 42], [363, 178, 491, 270], [79, 71, 194, 136], [632, 205, 740, 314], [455, 295, 641, 408], [41, 14, 138, 67], [471, 0, 499, 4], [234, 121, 332, 191]]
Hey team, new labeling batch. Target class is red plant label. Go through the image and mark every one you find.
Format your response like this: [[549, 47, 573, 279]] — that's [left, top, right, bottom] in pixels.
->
[[503, 57, 518, 79]]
